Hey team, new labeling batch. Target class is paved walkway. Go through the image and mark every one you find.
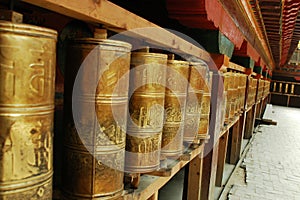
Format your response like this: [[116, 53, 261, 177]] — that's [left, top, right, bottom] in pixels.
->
[[228, 105, 300, 200]]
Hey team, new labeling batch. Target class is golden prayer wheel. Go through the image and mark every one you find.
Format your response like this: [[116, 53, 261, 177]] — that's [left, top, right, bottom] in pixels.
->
[[232, 73, 239, 114], [198, 70, 212, 137], [183, 62, 206, 143], [223, 73, 231, 123], [62, 37, 131, 199], [161, 59, 189, 157], [220, 91, 227, 127], [0, 21, 57, 199], [198, 95, 210, 136], [239, 74, 247, 110], [228, 73, 236, 118], [198, 114, 209, 136], [253, 79, 258, 103], [125, 51, 167, 173]]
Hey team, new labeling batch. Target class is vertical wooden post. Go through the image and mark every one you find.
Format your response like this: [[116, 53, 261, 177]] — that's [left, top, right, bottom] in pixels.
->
[[244, 107, 254, 139], [200, 72, 223, 200], [238, 111, 246, 149], [186, 152, 204, 200], [215, 131, 229, 187], [229, 119, 241, 164]]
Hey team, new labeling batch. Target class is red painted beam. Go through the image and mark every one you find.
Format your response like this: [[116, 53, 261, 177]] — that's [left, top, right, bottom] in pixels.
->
[[166, 0, 272, 67], [233, 40, 260, 62]]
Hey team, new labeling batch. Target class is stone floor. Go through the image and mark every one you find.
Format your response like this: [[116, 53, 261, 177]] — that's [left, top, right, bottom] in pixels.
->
[[228, 105, 300, 200]]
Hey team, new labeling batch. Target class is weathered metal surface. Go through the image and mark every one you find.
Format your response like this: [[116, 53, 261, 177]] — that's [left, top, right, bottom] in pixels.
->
[[63, 38, 131, 199], [0, 20, 57, 199], [125, 52, 167, 173], [161, 59, 189, 157], [183, 62, 207, 143], [198, 70, 212, 137]]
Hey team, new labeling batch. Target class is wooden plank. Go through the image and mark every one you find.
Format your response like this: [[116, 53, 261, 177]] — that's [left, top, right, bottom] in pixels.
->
[[215, 130, 229, 187], [238, 111, 246, 152], [124, 144, 204, 200], [23, 0, 211, 62], [210, 54, 230, 70], [200, 73, 222, 200], [147, 192, 158, 200], [200, 144, 219, 200], [228, 62, 246, 73], [229, 119, 241, 165], [244, 107, 254, 139], [219, 115, 240, 138], [145, 147, 202, 177], [186, 152, 204, 200]]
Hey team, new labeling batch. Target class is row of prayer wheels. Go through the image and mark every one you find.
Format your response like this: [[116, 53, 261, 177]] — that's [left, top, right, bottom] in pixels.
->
[[63, 35, 211, 198], [222, 72, 247, 123], [0, 18, 211, 200], [257, 79, 271, 101]]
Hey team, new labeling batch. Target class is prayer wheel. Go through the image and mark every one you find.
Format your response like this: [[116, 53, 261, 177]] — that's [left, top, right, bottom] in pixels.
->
[[223, 73, 231, 123], [125, 51, 167, 173], [198, 71, 212, 137], [0, 21, 57, 199], [183, 62, 206, 143], [161, 59, 189, 157], [62, 37, 131, 199]]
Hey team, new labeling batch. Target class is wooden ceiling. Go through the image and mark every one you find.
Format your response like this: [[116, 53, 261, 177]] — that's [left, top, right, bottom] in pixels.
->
[[250, 0, 300, 69]]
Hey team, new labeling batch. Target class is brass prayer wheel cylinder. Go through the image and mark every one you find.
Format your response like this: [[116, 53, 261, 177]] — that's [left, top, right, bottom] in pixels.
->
[[220, 91, 227, 126], [161, 60, 189, 157], [0, 21, 57, 199], [198, 93, 210, 136], [198, 114, 209, 136], [201, 93, 211, 116], [63, 38, 131, 199], [223, 73, 231, 122], [183, 62, 206, 143], [125, 52, 167, 173]]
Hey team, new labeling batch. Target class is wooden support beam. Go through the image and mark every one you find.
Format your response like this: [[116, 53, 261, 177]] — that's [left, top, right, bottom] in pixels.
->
[[244, 107, 256, 139], [228, 62, 246, 73], [201, 145, 219, 200], [215, 131, 229, 187], [200, 72, 222, 200], [210, 54, 230, 70], [229, 119, 241, 165], [218, 0, 274, 68], [148, 192, 158, 200], [186, 152, 204, 200], [22, 0, 211, 62]]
